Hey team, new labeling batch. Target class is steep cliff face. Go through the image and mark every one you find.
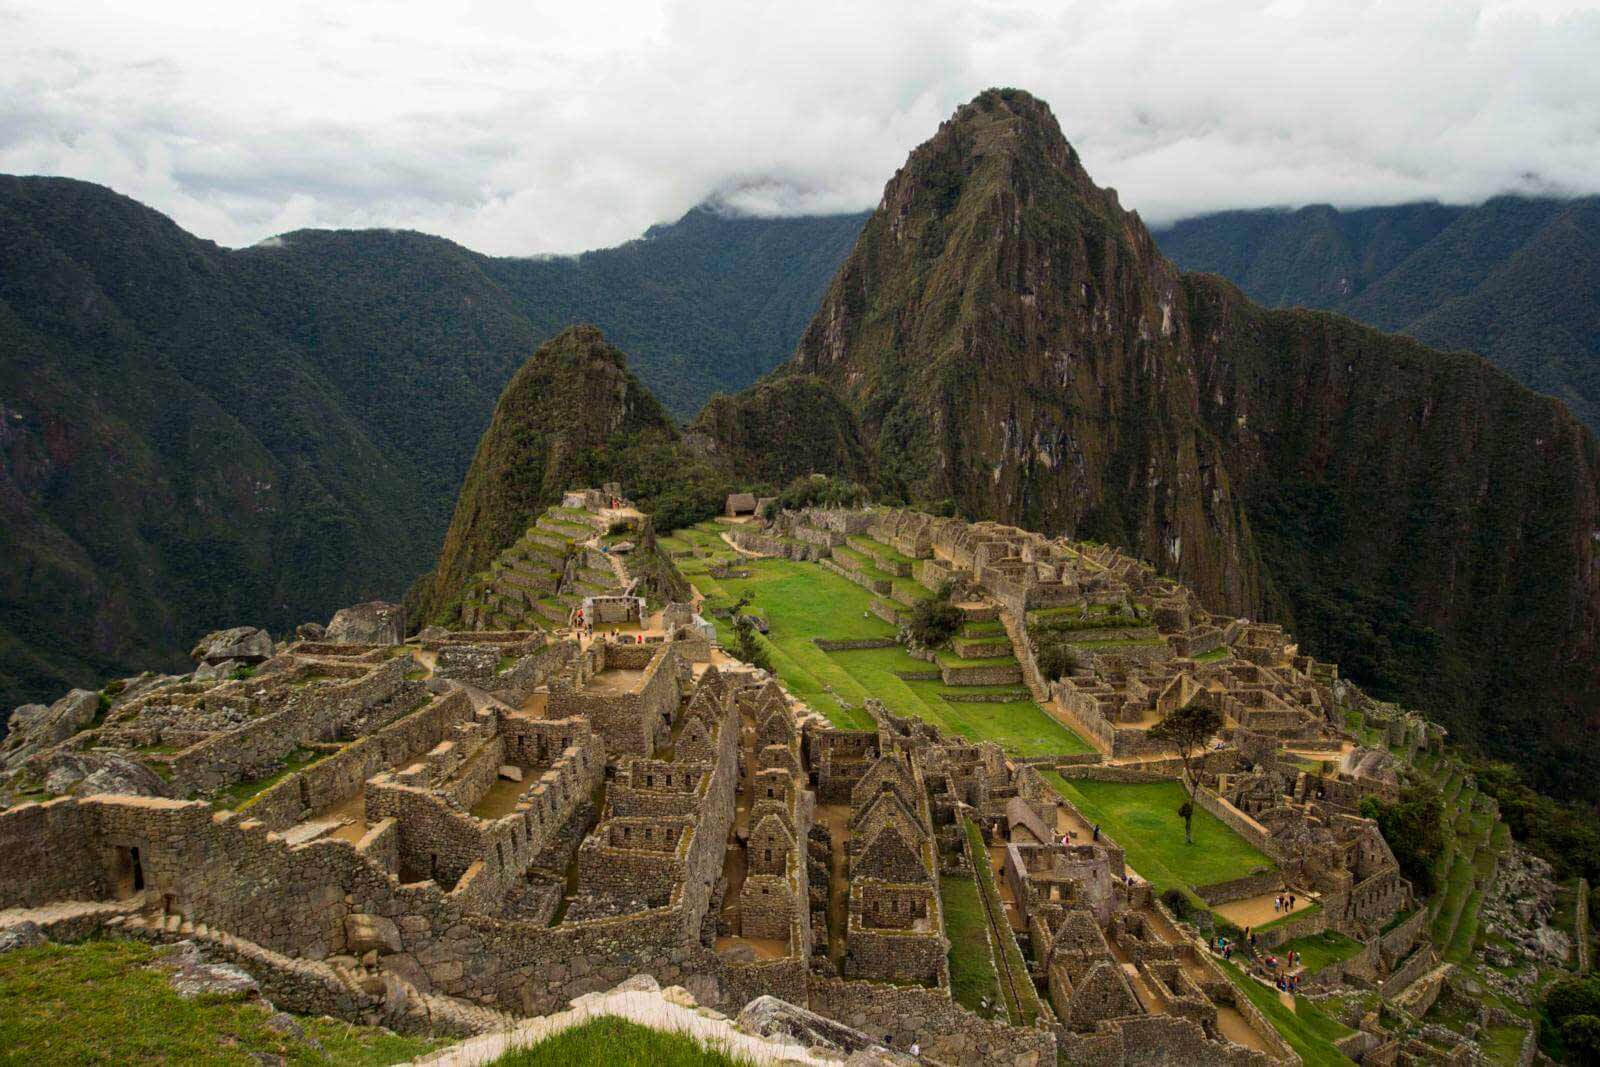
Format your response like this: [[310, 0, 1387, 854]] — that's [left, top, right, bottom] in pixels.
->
[[420, 326, 679, 620], [1187, 275, 1600, 798], [688, 376, 875, 487], [729, 88, 1600, 801], [783, 89, 1268, 615]]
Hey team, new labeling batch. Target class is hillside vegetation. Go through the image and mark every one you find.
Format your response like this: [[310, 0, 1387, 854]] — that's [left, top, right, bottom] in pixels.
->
[[0, 176, 861, 712], [1154, 197, 1600, 433]]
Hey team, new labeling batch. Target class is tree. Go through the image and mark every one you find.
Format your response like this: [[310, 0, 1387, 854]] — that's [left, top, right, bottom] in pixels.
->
[[1147, 702, 1222, 844], [907, 585, 963, 648], [1562, 1015, 1600, 1066], [1359, 783, 1447, 894], [1035, 636, 1081, 682], [729, 595, 773, 673]]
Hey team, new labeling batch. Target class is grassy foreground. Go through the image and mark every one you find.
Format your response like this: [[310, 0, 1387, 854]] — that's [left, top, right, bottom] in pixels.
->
[[0, 939, 443, 1067], [482, 1016, 753, 1065], [1042, 773, 1275, 892]]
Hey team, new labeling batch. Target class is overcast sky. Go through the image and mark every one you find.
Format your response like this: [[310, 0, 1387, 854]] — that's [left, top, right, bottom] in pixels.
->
[[3, 0, 1598, 255]]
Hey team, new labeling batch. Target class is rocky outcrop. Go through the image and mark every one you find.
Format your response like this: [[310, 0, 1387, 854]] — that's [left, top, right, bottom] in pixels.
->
[[41, 751, 170, 799], [325, 602, 405, 646], [734, 995, 889, 1056], [0, 690, 98, 771], [190, 627, 274, 666]]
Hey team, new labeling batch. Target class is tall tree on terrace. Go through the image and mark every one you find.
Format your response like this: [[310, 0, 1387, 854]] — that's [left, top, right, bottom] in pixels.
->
[[1148, 702, 1224, 845]]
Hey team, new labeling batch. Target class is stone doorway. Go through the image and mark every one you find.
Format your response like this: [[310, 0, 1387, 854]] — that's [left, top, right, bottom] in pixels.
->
[[112, 845, 145, 898]]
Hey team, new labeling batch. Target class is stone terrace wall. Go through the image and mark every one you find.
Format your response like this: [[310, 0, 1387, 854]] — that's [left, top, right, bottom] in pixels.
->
[[1186, 778, 1279, 860], [0, 798, 101, 906], [808, 977, 1056, 1063], [1195, 870, 1284, 907], [242, 689, 477, 831], [169, 658, 422, 795]]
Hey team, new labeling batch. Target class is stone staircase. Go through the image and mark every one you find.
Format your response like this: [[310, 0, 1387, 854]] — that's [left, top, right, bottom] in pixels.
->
[[998, 607, 1050, 703]]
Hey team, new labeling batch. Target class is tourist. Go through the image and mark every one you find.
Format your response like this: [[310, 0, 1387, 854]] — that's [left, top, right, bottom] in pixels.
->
[[910, 1042, 920, 1057], [1289, 893, 1296, 910], [1092, 823, 1100, 841]]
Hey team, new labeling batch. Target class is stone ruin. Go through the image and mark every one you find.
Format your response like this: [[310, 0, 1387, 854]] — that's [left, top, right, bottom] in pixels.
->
[[0, 493, 1454, 1066]]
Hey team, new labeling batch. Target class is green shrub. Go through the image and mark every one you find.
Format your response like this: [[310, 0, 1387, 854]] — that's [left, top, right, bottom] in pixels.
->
[[1035, 636, 1081, 681], [1561, 1015, 1600, 1066], [908, 593, 963, 648], [1546, 977, 1600, 1029]]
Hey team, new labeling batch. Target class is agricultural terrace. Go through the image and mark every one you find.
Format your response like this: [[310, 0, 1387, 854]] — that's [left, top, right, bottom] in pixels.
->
[[1042, 773, 1275, 894], [671, 527, 1092, 754]]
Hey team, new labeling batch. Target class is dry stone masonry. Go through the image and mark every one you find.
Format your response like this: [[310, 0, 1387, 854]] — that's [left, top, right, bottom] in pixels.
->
[[0, 491, 1521, 1065]]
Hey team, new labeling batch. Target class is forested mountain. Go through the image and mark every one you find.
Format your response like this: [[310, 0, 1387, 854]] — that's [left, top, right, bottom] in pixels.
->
[[1153, 197, 1600, 432], [0, 175, 862, 711], [701, 88, 1600, 805]]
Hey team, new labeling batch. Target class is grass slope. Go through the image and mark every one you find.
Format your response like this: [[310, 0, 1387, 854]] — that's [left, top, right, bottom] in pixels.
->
[[0, 938, 443, 1067], [687, 552, 1092, 751], [481, 1016, 753, 1066]]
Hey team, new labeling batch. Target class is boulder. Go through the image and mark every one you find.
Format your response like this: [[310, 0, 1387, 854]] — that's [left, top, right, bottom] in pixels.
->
[[418, 625, 449, 642], [735, 995, 887, 1055], [0, 921, 46, 953], [344, 913, 402, 955], [193, 659, 243, 683], [42, 751, 170, 799], [0, 690, 100, 771], [190, 627, 274, 665], [295, 621, 327, 642], [326, 602, 405, 646], [154, 941, 260, 999]]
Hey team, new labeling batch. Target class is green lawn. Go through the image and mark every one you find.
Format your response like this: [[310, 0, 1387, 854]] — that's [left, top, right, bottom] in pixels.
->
[[691, 557, 892, 729], [1279, 930, 1363, 973], [963, 820, 1043, 1025], [940, 874, 1005, 1020], [0, 939, 445, 1067], [1042, 774, 1275, 892], [1215, 958, 1355, 1067], [688, 558, 1094, 752], [482, 1016, 752, 1066]]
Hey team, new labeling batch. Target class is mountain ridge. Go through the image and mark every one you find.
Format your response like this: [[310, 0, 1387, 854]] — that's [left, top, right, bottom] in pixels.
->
[[0, 175, 862, 711], [701, 87, 1600, 804], [1153, 195, 1600, 433]]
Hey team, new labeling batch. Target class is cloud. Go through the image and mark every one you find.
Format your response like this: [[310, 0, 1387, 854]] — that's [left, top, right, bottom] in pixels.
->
[[2, 0, 1597, 253]]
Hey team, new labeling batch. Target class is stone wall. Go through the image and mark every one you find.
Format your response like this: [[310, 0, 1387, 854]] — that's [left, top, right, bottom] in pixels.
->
[[168, 658, 422, 796], [241, 689, 476, 831], [940, 664, 1025, 687], [0, 798, 100, 906], [1195, 870, 1284, 907], [807, 977, 1056, 1064], [1378, 908, 1428, 966], [547, 644, 678, 757], [1186, 779, 1278, 859], [812, 638, 899, 652]]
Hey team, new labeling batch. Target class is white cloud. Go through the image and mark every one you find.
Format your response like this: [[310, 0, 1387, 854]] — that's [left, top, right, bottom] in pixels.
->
[[1, 0, 1597, 253]]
